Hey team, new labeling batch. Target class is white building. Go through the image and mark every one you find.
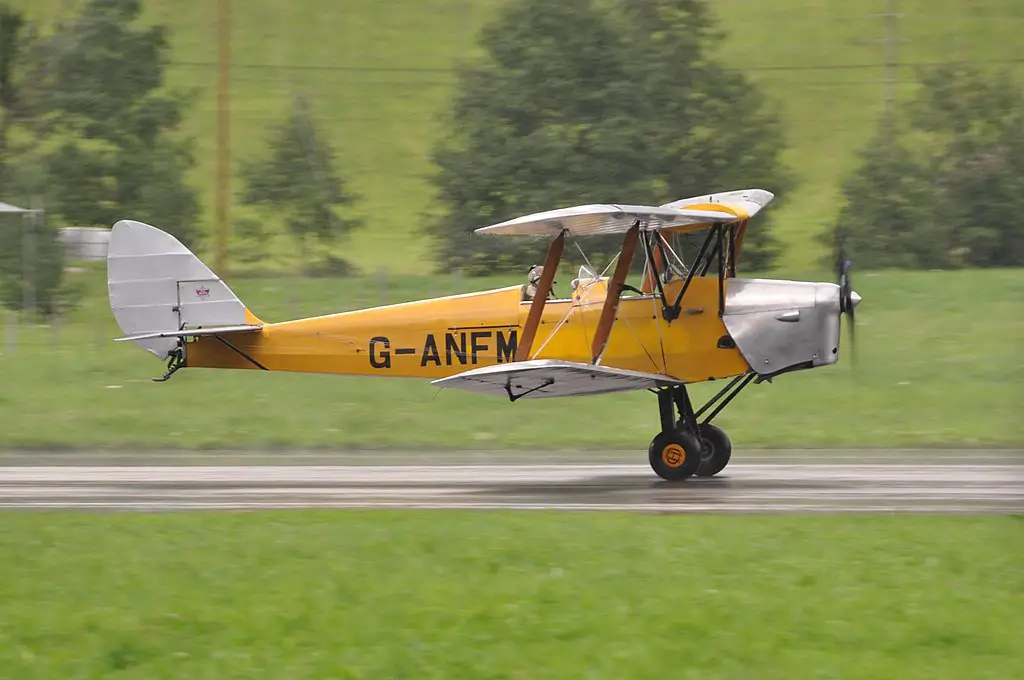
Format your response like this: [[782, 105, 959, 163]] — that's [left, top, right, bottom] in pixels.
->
[[58, 227, 111, 261]]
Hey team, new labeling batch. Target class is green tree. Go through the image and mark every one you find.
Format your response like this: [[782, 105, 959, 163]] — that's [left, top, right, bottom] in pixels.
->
[[0, 209, 65, 317], [21, 0, 200, 245], [614, 0, 790, 269], [0, 6, 66, 318], [239, 94, 362, 272], [830, 132, 947, 269], [0, 4, 28, 192], [427, 0, 792, 274], [829, 64, 1024, 269]]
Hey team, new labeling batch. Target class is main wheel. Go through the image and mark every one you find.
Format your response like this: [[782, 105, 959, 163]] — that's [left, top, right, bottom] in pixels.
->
[[695, 423, 732, 477], [648, 430, 702, 481]]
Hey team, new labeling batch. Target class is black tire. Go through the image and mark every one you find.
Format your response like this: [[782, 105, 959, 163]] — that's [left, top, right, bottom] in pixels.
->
[[695, 423, 732, 477], [648, 430, 702, 481]]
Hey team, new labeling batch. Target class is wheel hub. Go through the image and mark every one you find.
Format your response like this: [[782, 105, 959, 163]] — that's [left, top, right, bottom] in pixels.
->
[[661, 443, 686, 468]]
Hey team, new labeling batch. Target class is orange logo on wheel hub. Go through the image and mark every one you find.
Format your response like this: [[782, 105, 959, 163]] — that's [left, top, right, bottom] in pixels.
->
[[661, 443, 686, 468]]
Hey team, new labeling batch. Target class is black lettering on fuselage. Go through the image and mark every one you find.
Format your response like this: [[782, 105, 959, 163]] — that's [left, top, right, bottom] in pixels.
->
[[445, 332, 467, 365], [496, 330, 517, 363], [470, 331, 491, 365], [421, 333, 441, 367], [435, 329, 519, 366], [369, 336, 391, 369]]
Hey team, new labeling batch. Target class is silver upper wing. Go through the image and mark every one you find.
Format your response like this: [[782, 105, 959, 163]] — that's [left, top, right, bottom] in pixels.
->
[[431, 360, 683, 400], [474, 204, 739, 237], [660, 189, 775, 218]]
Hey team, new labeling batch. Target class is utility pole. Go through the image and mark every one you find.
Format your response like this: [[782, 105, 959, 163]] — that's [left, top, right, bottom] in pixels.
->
[[214, 0, 231, 275], [881, 0, 899, 122], [848, 0, 909, 125]]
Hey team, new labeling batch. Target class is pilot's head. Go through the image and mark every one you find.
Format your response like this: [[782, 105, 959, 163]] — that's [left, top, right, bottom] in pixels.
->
[[528, 265, 543, 285]]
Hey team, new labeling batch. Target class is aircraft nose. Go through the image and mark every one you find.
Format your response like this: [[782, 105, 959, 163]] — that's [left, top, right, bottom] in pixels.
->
[[850, 291, 862, 308]]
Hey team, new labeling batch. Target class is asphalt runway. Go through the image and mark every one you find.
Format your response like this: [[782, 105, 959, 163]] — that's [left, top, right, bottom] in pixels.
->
[[0, 450, 1020, 513]]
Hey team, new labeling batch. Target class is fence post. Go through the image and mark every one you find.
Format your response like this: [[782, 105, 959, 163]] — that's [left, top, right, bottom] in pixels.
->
[[377, 265, 389, 306], [452, 268, 463, 299], [289, 281, 301, 319], [3, 309, 16, 356], [22, 212, 35, 321]]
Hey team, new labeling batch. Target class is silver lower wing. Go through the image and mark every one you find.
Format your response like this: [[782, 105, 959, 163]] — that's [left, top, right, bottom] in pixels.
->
[[431, 360, 683, 401]]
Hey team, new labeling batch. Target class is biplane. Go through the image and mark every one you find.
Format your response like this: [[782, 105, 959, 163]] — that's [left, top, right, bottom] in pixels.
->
[[107, 188, 860, 480]]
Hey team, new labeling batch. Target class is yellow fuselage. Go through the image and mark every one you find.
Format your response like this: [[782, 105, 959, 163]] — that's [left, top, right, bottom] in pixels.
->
[[186, 276, 750, 383]]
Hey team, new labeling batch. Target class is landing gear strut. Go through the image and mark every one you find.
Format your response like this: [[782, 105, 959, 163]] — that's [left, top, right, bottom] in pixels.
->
[[648, 374, 754, 481]]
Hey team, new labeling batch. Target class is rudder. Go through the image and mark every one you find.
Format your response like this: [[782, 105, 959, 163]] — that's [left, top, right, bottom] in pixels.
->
[[107, 220, 261, 359]]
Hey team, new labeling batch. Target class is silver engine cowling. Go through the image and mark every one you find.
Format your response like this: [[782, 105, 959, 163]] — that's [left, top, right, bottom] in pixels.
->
[[722, 278, 861, 377]]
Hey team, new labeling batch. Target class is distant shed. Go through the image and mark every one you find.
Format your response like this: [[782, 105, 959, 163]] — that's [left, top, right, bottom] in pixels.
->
[[0, 201, 36, 215], [2, 200, 110, 262], [59, 227, 111, 261]]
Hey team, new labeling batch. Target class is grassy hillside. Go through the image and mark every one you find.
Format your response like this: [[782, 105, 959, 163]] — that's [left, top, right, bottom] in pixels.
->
[[12, 0, 1024, 272]]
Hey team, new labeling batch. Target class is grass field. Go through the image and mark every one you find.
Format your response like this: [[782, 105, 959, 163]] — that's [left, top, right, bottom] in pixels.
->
[[0, 512, 1020, 678], [12, 0, 1024, 272], [1, 267, 1021, 450]]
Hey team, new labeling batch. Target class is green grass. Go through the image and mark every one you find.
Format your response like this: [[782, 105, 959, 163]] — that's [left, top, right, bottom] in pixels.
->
[[1, 267, 1021, 449], [0, 512, 1020, 678], [11, 0, 1024, 272]]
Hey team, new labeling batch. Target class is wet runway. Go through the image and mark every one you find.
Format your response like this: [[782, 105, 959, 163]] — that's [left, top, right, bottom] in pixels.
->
[[1, 450, 1020, 513]]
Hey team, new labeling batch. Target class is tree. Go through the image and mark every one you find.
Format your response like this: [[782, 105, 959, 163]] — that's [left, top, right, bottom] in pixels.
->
[[0, 4, 44, 200], [0, 4, 28, 192], [239, 94, 362, 272], [828, 64, 1024, 269], [829, 132, 949, 269], [20, 0, 200, 245], [613, 0, 790, 269], [427, 0, 793, 274], [0, 209, 66, 317], [0, 6, 66, 318]]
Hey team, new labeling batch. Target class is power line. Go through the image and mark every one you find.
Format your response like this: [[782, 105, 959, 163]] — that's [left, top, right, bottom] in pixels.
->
[[166, 56, 1024, 75], [169, 61, 457, 74], [850, 0, 908, 120]]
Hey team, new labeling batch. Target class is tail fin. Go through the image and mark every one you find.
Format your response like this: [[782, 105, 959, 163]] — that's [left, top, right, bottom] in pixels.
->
[[107, 220, 262, 360]]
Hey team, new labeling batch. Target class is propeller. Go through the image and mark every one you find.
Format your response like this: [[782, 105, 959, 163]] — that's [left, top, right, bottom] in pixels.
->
[[836, 240, 858, 366]]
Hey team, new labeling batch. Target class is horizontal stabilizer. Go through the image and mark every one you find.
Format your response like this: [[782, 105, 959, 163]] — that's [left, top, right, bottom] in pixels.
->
[[114, 324, 262, 343], [474, 204, 738, 237], [431, 360, 683, 400]]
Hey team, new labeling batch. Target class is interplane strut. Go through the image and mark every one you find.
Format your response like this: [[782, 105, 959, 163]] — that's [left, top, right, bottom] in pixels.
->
[[590, 223, 640, 364], [514, 230, 565, 362]]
